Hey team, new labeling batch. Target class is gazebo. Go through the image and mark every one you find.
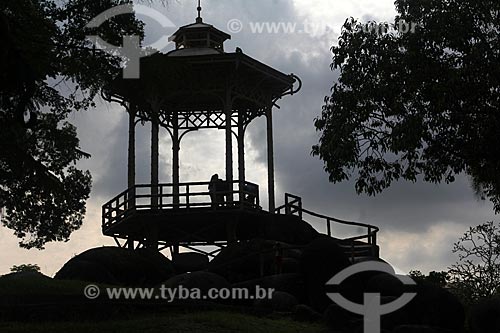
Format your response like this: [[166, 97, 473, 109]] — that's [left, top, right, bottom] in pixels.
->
[[101, 5, 379, 261], [101, 6, 301, 254]]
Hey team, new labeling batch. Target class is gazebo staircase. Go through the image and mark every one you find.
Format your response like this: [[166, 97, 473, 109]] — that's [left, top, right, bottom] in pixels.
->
[[275, 193, 380, 262]]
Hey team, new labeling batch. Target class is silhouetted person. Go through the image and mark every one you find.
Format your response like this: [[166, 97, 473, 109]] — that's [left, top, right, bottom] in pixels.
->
[[209, 174, 225, 208], [209, 174, 218, 206]]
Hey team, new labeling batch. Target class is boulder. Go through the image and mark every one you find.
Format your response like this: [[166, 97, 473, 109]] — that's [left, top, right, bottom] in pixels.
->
[[392, 325, 452, 333], [162, 271, 230, 296], [292, 304, 322, 322], [232, 273, 306, 304], [55, 247, 174, 286], [55, 259, 118, 285], [382, 283, 465, 332], [254, 291, 299, 312], [262, 215, 320, 245], [281, 258, 300, 274], [172, 252, 209, 273], [300, 236, 351, 312], [136, 248, 176, 277], [323, 303, 362, 332], [377, 296, 412, 330], [365, 272, 408, 296], [333, 263, 400, 305], [468, 297, 500, 333], [208, 239, 300, 283]]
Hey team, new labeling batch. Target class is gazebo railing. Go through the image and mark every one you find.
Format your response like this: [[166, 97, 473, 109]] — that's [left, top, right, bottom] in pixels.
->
[[102, 180, 260, 229], [276, 193, 379, 258]]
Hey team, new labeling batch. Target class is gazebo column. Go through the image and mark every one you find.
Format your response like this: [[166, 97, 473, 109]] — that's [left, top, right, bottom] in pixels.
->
[[151, 106, 160, 209], [127, 103, 137, 250], [171, 112, 180, 256], [128, 104, 137, 191], [225, 91, 237, 243], [172, 112, 180, 207], [148, 103, 160, 250], [237, 114, 246, 204], [225, 91, 233, 200], [266, 106, 275, 213]]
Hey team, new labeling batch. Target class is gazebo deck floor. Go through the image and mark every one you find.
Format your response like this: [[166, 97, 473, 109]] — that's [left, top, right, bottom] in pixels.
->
[[103, 206, 272, 244]]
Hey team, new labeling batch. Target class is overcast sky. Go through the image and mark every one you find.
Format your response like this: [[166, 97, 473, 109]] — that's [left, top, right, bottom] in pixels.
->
[[1, 0, 496, 276]]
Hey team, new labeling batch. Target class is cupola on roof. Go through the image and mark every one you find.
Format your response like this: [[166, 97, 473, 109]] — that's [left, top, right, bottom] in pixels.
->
[[168, 0, 231, 54]]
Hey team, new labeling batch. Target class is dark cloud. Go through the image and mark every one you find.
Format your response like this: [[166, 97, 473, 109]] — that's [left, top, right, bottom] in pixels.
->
[[76, 0, 498, 271], [1, 0, 496, 275]]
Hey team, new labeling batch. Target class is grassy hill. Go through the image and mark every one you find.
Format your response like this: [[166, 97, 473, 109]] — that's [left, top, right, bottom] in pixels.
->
[[0, 272, 327, 332], [0, 311, 327, 333]]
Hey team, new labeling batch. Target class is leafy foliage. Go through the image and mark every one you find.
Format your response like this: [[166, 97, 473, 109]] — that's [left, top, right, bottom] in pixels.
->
[[0, 0, 144, 248], [10, 263, 41, 274], [313, 0, 500, 210], [409, 270, 450, 288], [448, 221, 500, 303]]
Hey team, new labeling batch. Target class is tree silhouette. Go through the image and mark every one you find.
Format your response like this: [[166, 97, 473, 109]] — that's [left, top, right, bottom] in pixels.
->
[[449, 221, 500, 303], [409, 270, 450, 288], [313, 0, 500, 211], [10, 263, 41, 274], [0, 0, 144, 248]]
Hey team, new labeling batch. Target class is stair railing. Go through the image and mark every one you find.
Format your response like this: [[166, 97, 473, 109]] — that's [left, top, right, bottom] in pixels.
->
[[276, 193, 380, 258]]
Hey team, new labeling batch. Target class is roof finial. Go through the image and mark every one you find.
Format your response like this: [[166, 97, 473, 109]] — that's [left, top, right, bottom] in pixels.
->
[[196, 0, 202, 23]]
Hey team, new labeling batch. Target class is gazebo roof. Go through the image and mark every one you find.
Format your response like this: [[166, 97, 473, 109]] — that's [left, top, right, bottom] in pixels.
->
[[105, 51, 297, 114], [104, 10, 300, 129], [168, 20, 231, 45], [167, 7, 231, 53]]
